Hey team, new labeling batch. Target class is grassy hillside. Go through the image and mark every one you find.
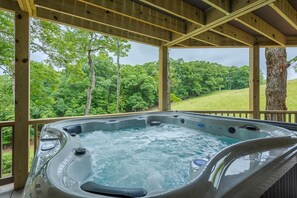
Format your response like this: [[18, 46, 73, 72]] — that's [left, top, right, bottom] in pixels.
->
[[171, 79, 297, 111]]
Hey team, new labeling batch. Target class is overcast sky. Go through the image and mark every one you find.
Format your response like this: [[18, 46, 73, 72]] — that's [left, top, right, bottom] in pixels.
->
[[115, 42, 297, 80]]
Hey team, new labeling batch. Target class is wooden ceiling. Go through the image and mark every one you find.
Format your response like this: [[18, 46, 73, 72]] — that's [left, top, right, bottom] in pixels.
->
[[1, 0, 297, 47]]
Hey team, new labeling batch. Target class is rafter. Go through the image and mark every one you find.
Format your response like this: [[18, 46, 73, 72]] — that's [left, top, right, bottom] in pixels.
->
[[17, 0, 36, 16], [270, 0, 297, 30], [237, 13, 286, 46], [140, 0, 255, 46], [79, 0, 185, 34], [212, 24, 254, 46], [166, 0, 274, 46], [0, 0, 19, 12], [36, 7, 161, 46], [35, 0, 171, 42], [204, 0, 286, 46], [139, 0, 204, 25], [79, 0, 222, 47]]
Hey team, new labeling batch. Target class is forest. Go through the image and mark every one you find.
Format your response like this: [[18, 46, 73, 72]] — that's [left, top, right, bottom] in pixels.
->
[[0, 59, 256, 122]]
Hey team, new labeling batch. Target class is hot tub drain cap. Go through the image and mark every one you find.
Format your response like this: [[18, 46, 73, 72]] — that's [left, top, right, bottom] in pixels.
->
[[75, 147, 86, 156]]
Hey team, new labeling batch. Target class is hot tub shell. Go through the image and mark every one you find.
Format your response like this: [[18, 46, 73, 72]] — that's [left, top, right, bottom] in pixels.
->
[[23, 112, 297, 198]]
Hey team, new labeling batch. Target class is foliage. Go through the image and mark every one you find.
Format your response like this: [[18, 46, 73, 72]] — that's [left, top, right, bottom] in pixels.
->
[[2, 151, 12, 175], [0, 11, 14, 76]]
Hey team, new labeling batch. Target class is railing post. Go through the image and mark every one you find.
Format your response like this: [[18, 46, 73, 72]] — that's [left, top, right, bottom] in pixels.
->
[[249, 45, 260, 119], [13, 10, 30, 189], [158, 46, 170, 111]]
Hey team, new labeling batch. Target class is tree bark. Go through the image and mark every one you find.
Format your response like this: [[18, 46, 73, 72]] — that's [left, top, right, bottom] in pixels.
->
[[12, 71, 15, 99], [116, 41, 121, 113], [265, 47, 288, 121], [167, 57, 171, 110], [84, 49, 95, 115]]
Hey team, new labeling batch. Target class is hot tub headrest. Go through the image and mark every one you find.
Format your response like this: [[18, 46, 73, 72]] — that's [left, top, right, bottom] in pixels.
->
[[63, 125, 82, 135], [81, 181, 147, 197]]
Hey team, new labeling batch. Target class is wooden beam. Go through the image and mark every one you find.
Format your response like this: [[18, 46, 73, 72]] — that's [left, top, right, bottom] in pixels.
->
[[203, 0, 230, 14], [212, 24, 254, 46], [139, 0, 204, 25], [249, 45, 260, 119], [0, 0, 19, 12], [185, 37, 246, 48], [35, 0, 171, 42], [159, 46, 170, 111], [79, 0, 185, 34], [237, 13, 286, 46], [140, 0, 258, 46], [14, 10, 30, 189], [36, 7, 161, 46], [204, 0, 286, 46], [80, 0, 222, 46], [167, 0, 275, 46], [270, 0, 297, 30], [193, 32, 223, 46], [17, 0, 36, 16]]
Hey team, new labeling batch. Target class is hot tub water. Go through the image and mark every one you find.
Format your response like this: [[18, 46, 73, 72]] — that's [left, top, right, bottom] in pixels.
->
[[79, 123, 239, 192]]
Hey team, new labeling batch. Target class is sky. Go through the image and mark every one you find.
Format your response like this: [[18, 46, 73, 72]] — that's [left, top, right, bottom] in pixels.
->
[[115, 42, 297, 80]]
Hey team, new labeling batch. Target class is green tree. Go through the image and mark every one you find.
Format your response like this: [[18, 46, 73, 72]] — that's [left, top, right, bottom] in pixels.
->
[[121, 65, 157, 111], [0, 11, 14, 96], [31, 20, 114, 115], [30, 61, 60, 118]]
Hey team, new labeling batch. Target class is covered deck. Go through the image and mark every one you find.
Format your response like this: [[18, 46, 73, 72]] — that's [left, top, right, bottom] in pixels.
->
[[0, 0, 297, 194]]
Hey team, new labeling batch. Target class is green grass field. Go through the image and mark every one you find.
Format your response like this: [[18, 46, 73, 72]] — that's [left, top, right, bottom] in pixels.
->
[[172, 79, 297, 111]]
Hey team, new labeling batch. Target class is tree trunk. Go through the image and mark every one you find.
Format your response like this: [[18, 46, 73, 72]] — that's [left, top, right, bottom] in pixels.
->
[[84, 50, 95, 115], [12, 71, 15, 99], [167, 54, 171, 110], [265, 47, 287, 121], [116, 41, 121, 113]]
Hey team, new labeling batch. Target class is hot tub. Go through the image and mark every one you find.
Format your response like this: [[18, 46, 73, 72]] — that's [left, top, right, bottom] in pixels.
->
[[23, 112, 297, 198]]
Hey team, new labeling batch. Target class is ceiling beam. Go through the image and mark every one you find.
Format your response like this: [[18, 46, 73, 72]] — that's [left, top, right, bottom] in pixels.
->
[[139, 0, 204, 25], [237, 13, 286, 46], [192, 32, 222, 46], [35, 0, 171, 42], [270, 0, 297, 30], [74, 0, 224, 46], [204, 0, 286, 46], [140, 0, 255, 46], [17, 0, 36, 16], [0, 0, 19, 12], [255, 36, 297, 46], [165, 0, 275, 46], [79, 0, 185, 34], [36, 7, 161, 46], [212, 24, 254, 46]]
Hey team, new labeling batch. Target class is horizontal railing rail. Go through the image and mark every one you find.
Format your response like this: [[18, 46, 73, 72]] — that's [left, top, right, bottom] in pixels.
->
[[186, 110, 253, 118], [0, 110, 297, 186]]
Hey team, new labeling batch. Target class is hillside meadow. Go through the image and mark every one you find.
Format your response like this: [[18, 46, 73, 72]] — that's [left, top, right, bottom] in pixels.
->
[[171, 79, 297, 111]]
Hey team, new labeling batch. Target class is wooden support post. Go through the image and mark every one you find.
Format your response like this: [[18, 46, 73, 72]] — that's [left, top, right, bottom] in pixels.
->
[[158, 46, 170, 111], [249, 45, 260, 119], [14, 10, 30, 189]]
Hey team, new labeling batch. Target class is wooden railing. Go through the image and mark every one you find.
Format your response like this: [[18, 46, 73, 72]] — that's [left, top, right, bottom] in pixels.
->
[[0, 121, 14, 186], [0, 110, 297, 186], [260, 110, 297, 123], [187, 110, 253, 118], [190, 110, 297, 123]]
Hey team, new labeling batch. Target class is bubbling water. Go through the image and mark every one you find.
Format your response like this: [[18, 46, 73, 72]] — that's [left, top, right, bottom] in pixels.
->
[[79, 123, 239, 192]]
